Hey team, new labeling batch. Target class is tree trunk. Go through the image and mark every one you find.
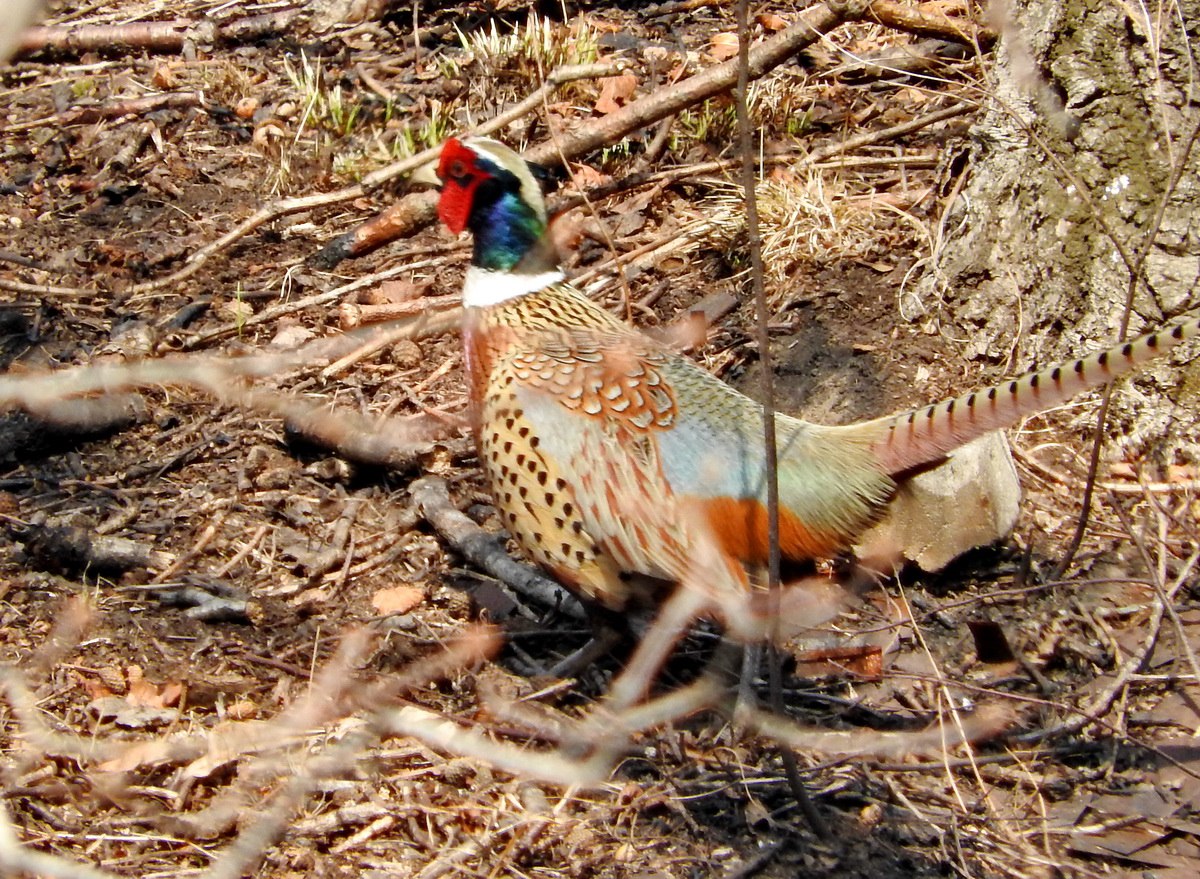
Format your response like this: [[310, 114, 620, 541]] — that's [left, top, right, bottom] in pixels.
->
[[918, 0, 1200, 462]]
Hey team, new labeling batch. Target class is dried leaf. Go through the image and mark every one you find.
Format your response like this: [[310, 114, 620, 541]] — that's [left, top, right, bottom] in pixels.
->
[[708, 32, 740, 61], [372, 584, 425, 615], [569, 163, 611, 189], [743, 796, 772, 828], [270, 323, 315, 349], [1145, 685, 1200, 732], [1170, 464, 1198, 482], [1108, 461, 1137, 479], [127, 677, 182, 709], [768, 165, 798, 185], [226, 699, 258, 720], [90, 695, 179, 729], [151, 64, 177, 89], [594, 73, 638, 115], [549, 208, 587, 253], [612, 208, 646, 238], [364, 278, 424, 304], [98, 738, 181, 773], [79, 678, 113, 700], [218, 298, 254, 323], [792, 642, 883, 680]]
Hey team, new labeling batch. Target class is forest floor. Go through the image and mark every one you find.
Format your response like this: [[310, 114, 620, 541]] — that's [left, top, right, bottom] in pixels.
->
[[1, 2, 1199, 878]]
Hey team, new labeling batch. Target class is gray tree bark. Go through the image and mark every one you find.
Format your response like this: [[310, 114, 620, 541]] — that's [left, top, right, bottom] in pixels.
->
[[916, 0, 1200, 462]]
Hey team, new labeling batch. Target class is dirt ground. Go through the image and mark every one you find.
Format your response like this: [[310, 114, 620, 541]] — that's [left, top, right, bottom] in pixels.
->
[[2, 3, 1199, 878]]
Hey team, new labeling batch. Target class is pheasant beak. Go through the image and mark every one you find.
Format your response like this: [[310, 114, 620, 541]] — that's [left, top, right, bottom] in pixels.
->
[[410, 159, 441, 188]]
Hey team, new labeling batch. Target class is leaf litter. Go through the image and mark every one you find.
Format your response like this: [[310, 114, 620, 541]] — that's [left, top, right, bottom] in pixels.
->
[[0, 2, 1197, 877]]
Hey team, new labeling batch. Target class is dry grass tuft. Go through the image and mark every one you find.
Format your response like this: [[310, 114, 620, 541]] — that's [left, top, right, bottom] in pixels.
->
[[704, 169, 926, 297]]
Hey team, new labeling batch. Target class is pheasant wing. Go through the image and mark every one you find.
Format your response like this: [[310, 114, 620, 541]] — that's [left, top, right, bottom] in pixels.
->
[[506, 328, 747, 607]]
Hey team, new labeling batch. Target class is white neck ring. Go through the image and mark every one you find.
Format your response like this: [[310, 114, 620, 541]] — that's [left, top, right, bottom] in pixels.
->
[[462, 266, 565, 307]]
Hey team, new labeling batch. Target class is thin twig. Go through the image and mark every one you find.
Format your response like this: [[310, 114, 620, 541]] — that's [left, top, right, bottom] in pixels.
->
[[317, 5, 855, 269], [1052, 115, 1200, 577], [1111, 492, 1200, 690], [735, 0, 829, 841], [178, 258, 454, 350], [0, 803, 117, 879], [1021, 549, 1200, 742], [556, 102, 972, 213], [866, 0, 996, 47], [2, 90, 203, 132]]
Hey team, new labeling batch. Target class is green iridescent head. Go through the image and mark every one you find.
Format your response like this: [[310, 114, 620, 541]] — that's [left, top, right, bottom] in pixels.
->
[[434, 137, 553, 272]]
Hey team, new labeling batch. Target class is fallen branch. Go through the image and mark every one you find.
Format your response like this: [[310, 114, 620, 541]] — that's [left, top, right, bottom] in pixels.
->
[[808, 100, 975, 162], [409, 476, 586, 621], [0, 276, 91, 296], [278, 394, 462, 472], [833, 38, 973, 82], [15, 10, 301, 59], [0, 393, 145, 461], [337, 294, 461, 329], [0, 803, 116, 879], [23, 523, 176, 577], [866, 0, 995, 47], [0, 324, 377, 407], [1020, 549, 1199, 743], [374, 704, 607, 786], [139, 578, 254, 624], [0, 312, 464, 472], [111, 5, 852, 293], [173, 256, 458, 349], [4, 91, 205, 133], [534, 4, 850, 165], [740, 701, 1017, 758], [643, 0, 725, 17]]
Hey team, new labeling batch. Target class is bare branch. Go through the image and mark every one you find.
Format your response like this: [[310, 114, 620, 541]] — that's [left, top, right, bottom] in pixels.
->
[[15, 11, 300, 59], [866, 0, 995, 47], [410, 476, 585, 620]]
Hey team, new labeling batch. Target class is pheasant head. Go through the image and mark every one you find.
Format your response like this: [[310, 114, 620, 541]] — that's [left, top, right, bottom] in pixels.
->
[[430, 138, 563, 299]]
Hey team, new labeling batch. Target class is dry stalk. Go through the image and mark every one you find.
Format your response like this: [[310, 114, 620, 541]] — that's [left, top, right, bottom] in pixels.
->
[[321, 306, 457, 379], [296, 3, 854, 270], [2, 91, 204, 132], [739, 701, 1017, 759], [1111, 490, 1200, 694], [176, 256, 455, 348], [373, 705, 610, 786], [0, 308, 463, 468], [866, 0, 996, 46]]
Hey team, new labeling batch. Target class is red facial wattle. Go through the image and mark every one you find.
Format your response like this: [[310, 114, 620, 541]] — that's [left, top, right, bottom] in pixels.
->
[[436, 179, 474, 236], [436, 137, 485, 236]]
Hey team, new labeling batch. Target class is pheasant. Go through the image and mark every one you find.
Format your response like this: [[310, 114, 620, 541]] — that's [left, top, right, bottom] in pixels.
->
[[427, 135, 1199, 634]]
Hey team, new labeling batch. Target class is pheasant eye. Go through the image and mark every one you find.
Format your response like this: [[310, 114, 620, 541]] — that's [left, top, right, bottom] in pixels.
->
[[448, 159, 469, 180]]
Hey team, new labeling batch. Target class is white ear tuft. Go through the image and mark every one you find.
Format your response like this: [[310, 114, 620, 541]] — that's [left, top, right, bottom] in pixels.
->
[[461, 137, 548, 224]]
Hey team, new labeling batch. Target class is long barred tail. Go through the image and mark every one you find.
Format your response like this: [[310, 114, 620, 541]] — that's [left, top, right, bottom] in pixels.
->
[[860, 314, 1200, 476]]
